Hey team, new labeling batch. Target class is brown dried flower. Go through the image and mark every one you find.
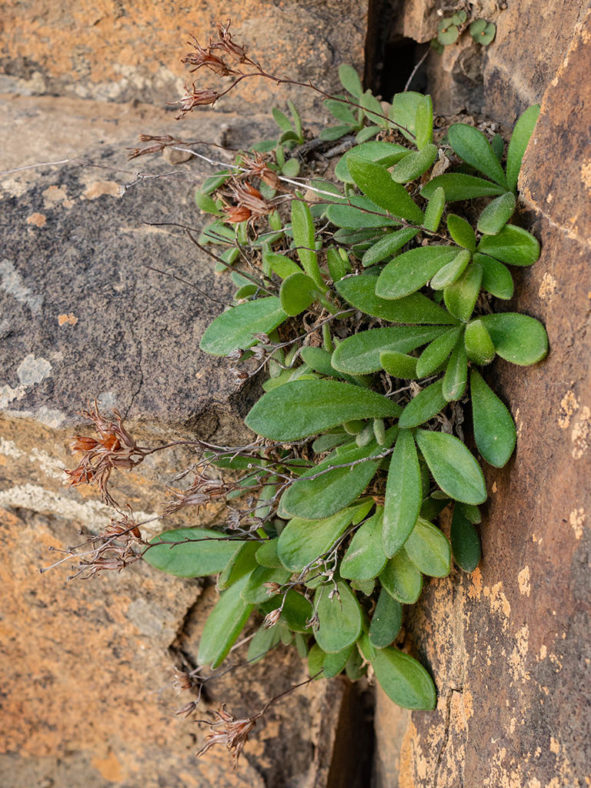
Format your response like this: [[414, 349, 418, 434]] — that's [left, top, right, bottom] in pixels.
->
[[197, 705, 259, 765], [176, 86, 220, 118], [66, 402, 149, 507]]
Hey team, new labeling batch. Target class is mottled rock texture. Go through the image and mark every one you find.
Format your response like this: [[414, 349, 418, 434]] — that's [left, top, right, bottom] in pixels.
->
[[0, 0, 367, 115], [374, 5, 591, 787], [0, 94, 365, 787]]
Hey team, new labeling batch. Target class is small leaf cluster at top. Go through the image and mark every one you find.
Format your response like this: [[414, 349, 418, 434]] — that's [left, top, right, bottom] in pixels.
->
[[432, 8, 496, 52]]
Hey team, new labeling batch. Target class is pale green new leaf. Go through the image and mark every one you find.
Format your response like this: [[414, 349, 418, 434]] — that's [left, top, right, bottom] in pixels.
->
[[506, 104, 541, 191], [404, 518, 451, 577], [376, 246, 459, 299], [200, 298, 287, 356], [332, 326, 446, 374], [372, 648, 436, 709], [477, 225, 540, 266], [415, 430, 487, 504], [347, 157, 424, 224], [448, 124, 508, 187], [480, 313, 548, 365], [145, 528, 244, 577]]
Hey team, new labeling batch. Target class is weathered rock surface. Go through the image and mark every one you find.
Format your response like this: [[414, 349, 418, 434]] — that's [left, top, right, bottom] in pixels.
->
[[0, 95, 361, 787], [0, 1, 367, 115], [373, 6, 591, 787]]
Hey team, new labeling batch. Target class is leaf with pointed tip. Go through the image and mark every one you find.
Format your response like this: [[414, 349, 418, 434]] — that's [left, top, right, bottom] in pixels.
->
[[430, 249, 472, 290], [339, 64, 363, 97], [415, 430, 487, 504], [314, 581, 363, 653], [383, 430, 422, 558], [471, 369, 516, 467], [325, 195, 398, 229], [263, 251, 302, 279], [277, 509, 354, 571], [376, 246, 459, 300], [332, 326, 446, 375], [414, 95, 434, 150], [391, 144, 438, 183], [200, 298, 287, 356], [336, 276, 458, 324], [447, 214, 476, 250], [480, 313, 548, 365], [421, 174, 505, 202], [347, 157, 424, 224], [390, 91, 424, 142], [477, 225, 540, 266], [506, 104, 541, 191], [145, 529, 245, 578], [443, 262, 483, 322], [341, 507, 388, 581], [475, 253, 514, 299], [291, 200, 324, 288], [416, 327, 463, 378], [399, 380, 447, 429], [197, 574, 253, 668], [448, 124, 507, 187], [369, 590, 402, 648], [246, 380, 400, 440], [451, 506, 481, 571], [442, 339, 468, 401], [477, 192, 516, 235], [404, 518, 451, 577], [380, 548, 423, 604], [361, 227, 419, 267], [371, 647, 436, 709], [423, 186, 446, 232]]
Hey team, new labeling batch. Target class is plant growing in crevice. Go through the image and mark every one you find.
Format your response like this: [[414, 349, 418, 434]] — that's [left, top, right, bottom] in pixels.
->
[[59, 22, 546, 762]]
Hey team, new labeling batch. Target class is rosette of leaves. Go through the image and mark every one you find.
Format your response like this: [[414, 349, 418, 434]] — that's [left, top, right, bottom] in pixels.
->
[[145, 81, 546, 712]]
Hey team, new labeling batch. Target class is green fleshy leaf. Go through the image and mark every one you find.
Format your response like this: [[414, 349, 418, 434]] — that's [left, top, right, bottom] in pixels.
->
[[458, 502, 482, 524], [356, 125, 382, 143], [480, 313, 548, 365], [281, 434, 393, 519], [477, 224, 540, 266], [246, 380, 401, 440], [471, 369, 516, 467], [336, 275, 458, 324], [383, 430, 422, 558], [438, 24, 459, 46], [430, 249, 472, 290], [391, 144, 438, 183], [282, 158, 300, 177], [341, 507, 388, 581], [200, 298, 287, 356], [369, 590, 402, 648], [281, 589, 313, 633], [324, 98, 357, 124], [197, 574, 253, 668], [314, 581, 363, 653], [464, 319, 496, 365], [404, 518, 451, 577], [327, 246, 352, 281], [347, 157, 424, 224], [335, 141, 410, 184], [380, 548, 423, 604], [277, 509, 354, 571], [416, 326, 463, 378], [299, 346, 357, 383], [320, 124, 355, 142], [415, 430, 487, 504], [326, 195, 398, 229], [443, 262, 483, 322], [451, 506, 481, 571], [390, 91, 423, 142], [380, 351, 418, 378], [361, 228, 419, 267], [218, 542, 259, 589], [145, 529, 244, 577], [474, 253, 514, 299], [398, 380, 447, 429], [339, 64, 363, 97], [421, 174, 505, 202], [308, 643, 326, 676], [414, 95, 434, 150], [361, 89, 389, 127], [323, 646, 354, 677], [447, 214, 477, 250], [247, 624, 282, 663], [263, 251, 302, 279], [448, 124, 508, 187], [477, 192, 516, 235], [372, 647, 436, 709], [195, 190, 223, 215], [291, 200, 325, 288], [423, 186, 446, 232], [332, 326, 447, 375], [280, 272, 320, 315], [506, 104, 541, 191], [376, 246, 459, 299], [442, 339, 468, 401], [255, 538, 283, 569], [471, 19, 496, 45]]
